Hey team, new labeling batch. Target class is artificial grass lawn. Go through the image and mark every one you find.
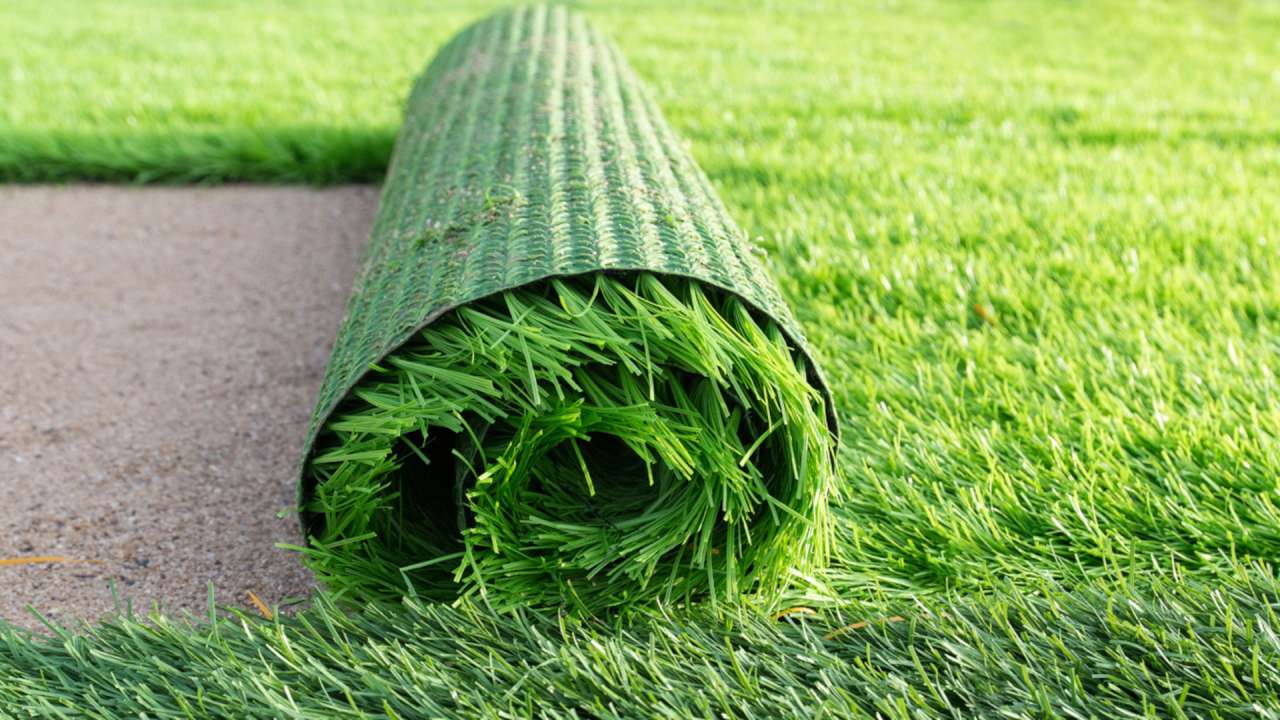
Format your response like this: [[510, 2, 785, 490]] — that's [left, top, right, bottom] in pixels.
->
[[3, 0, 1280, 714]]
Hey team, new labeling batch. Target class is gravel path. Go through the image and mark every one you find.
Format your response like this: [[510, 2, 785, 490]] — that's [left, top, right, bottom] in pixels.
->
[[0, 185, 378, 630]]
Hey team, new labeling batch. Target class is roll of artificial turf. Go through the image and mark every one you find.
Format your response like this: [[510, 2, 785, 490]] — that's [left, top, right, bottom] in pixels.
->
[[297, 5, 839, 612]]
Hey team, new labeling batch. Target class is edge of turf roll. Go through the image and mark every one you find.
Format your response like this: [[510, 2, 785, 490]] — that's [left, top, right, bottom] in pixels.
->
[[298, 5, 839, 607]]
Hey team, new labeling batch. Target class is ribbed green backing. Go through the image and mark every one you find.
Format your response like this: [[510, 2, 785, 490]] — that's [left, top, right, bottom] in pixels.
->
[[299, 5, 835, 513]]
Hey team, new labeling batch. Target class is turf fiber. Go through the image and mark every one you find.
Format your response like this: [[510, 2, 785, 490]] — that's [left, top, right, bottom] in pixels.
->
[[2, 0, 1279, 716]]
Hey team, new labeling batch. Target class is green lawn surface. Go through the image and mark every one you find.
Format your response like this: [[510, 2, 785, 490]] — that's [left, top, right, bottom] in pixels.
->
[[3, 0, 1280, 715]]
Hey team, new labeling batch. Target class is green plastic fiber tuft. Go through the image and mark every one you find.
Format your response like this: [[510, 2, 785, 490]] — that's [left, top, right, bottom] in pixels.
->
[[297, 5, 839, 611]]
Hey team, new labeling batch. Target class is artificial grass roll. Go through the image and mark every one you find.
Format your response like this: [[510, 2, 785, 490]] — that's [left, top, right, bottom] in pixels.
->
[[297, 5, 838, 611]]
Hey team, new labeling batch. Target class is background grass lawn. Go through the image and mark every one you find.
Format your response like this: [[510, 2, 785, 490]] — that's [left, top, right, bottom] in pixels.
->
[[3, 0, 1280, 715]]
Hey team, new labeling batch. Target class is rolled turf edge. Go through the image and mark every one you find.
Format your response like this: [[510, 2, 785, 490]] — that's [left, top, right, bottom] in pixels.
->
[[296, 5, 839, 611]]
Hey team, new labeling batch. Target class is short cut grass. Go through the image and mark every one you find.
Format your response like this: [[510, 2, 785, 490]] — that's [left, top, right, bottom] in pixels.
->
[[297, 272, 836, 611]]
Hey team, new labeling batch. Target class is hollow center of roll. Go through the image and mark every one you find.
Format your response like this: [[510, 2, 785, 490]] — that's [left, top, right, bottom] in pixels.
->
[[393, 429, 466, 547], [529, 432, 661, 528]]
